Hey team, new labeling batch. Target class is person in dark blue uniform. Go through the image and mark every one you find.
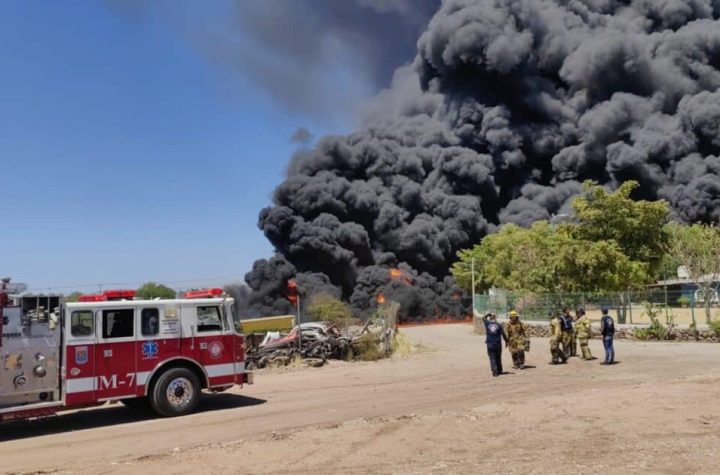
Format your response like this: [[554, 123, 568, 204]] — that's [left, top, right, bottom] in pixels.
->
[[600, 307, 615, 365], [483, 313, 508, 377]]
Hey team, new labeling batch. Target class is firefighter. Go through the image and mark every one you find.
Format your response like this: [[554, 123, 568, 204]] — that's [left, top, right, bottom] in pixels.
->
[[549, 310, 567, 364], [570, 309, 579, 357], [482, 313, 508, 377], [505, 310, 529, 369], [560, 307, 575, 357], [575, 308, 593, 360], [600, 307, 616, 365]]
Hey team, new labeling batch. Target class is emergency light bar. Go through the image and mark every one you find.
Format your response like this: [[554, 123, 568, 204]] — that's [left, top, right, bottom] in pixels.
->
[[103, 289, 136, 300], [78, 289, 136, 302], [183, 288, 223, 299]]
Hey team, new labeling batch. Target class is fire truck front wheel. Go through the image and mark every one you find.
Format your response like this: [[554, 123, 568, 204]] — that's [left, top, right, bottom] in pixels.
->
[[150, 367, 201, 417]]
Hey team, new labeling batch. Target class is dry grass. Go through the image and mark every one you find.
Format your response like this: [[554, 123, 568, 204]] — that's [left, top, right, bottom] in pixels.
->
[[393, 331, 434, 358], [350, 333, 386, 361]]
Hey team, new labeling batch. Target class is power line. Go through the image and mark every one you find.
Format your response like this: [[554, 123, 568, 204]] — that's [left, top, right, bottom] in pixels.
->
[[26, 276, 245, 293]]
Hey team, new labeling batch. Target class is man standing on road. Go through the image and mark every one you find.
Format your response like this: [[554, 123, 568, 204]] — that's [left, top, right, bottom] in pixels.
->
[[600, 307, 615, 365], [560, 308, 575, 357], [483, 313, 508, 377], [575, 308, 593, 360], [549, 310, 567, 365], [505, 310, 529, 369]]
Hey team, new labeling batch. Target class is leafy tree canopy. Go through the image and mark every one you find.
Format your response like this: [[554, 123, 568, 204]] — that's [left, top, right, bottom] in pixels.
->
[[452, 181, 668, 293], [64, 291, 82, 302], [452, 222, 646, 293], [569, 180, 669, 276], [135, 282, 176, 300]]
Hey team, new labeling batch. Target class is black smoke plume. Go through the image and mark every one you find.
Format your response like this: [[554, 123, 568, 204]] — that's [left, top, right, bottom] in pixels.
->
[[242, 0, 720, 318]]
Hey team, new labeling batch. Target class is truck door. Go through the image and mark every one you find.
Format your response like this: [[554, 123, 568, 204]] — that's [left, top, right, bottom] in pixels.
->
[[135, 305, 181, 396], [65, 308, 98, 405], [192, 303, 235, 387], [94, 307, 137, 401]]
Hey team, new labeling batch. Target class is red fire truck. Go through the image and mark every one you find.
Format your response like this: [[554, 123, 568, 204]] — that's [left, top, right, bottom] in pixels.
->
[[0, 279, 252, 422]]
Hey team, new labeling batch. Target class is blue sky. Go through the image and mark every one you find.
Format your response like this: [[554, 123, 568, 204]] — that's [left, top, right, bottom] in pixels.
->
[[0, 2, 356, 293]]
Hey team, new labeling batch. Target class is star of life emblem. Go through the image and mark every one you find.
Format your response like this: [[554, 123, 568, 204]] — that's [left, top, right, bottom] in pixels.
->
[[142, 341, 159, 359]]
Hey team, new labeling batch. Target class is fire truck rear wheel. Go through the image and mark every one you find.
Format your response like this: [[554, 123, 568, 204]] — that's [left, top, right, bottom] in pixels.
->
[[150, 367, 201, 417]]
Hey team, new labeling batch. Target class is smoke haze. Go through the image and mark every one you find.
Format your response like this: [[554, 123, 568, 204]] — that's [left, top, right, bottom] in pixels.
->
[[203, 0, 441, 121]]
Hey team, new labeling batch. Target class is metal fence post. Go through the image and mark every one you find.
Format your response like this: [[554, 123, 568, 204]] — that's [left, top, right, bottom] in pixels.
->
[[690, 294, 697, 328]]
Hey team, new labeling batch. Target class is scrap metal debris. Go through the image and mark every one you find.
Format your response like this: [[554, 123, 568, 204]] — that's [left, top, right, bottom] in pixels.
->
[[246, 302, 400, 369]]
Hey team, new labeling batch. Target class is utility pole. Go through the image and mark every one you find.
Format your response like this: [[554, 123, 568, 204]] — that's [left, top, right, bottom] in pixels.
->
[[471, 257, 476, 317], [296, 294, 302, 353]]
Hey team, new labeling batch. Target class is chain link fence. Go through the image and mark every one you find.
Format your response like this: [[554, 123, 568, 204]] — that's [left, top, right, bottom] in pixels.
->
[[474, 288, 719, 325]]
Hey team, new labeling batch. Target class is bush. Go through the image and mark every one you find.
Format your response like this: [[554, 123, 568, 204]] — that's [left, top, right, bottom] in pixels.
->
[[677, 296, 690, 308], [634, 322, 668, 341], [635, 301, 673, 340], [710, 320, 720, 337], [349, 333, 385, 361], [307, 294, 352, 325]]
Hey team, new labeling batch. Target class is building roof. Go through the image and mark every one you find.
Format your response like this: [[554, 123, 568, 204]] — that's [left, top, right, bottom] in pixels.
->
[[653, 274, 720, 286]]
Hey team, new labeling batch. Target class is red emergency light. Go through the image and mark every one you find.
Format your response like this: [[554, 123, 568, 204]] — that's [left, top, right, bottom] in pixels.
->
[[102, 289, 136, 300], [183, 288, 223, 299], [79, 294, 106, 302], [78, 289, 136, 302]]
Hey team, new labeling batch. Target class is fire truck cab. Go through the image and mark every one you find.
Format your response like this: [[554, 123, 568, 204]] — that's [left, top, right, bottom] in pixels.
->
[[0, 280, 252, 422]]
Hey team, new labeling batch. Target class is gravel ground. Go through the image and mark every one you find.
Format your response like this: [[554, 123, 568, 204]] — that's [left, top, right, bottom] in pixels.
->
[[2, 324, 719, 474]]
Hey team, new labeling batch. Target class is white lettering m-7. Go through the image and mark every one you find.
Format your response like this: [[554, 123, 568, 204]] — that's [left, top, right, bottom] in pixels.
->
[[98, 374, 118, 390]]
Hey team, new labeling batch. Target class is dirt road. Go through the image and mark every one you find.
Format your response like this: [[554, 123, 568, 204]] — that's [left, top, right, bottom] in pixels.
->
[[2, 324, 720, 474]]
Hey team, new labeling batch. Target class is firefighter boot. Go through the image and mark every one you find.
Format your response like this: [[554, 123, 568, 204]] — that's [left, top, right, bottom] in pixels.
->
[[581, 341, 592, 360]]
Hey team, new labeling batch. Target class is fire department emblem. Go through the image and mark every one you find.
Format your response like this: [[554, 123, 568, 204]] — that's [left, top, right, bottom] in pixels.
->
[[75, 346, 88, 365], [208, 341, 224, 360], [142, 341, 159, 359]]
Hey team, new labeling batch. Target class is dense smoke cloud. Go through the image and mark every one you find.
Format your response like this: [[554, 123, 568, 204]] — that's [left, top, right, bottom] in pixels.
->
[[243, 0, 720, 318]]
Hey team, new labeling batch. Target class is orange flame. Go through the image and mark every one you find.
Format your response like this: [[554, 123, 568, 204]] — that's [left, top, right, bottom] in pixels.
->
[[377, 293, 386, 305], [388, 268, 413, 285]]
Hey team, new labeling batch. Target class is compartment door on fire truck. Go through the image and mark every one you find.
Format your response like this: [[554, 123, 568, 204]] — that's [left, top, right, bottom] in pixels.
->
[[95, 307, 138, 400]]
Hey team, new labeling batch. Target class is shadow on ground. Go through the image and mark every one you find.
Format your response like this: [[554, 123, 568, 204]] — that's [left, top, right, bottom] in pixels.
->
[[0, 393, 266, 443]]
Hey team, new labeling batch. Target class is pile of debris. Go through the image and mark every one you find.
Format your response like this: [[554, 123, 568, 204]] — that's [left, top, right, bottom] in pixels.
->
[[246, 302, 399, 369]]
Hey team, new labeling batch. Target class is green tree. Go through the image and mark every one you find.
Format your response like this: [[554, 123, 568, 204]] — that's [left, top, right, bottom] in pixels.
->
[[307, 293, 351, 324], [569, 180, 669, 276], [554, 237, 647, 292], [666, 223, 720, 324], [452, 181, 670, 295], [64, 291, 82, 302], [452, 221, 647, 294], [135, 282, 176, 300]]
